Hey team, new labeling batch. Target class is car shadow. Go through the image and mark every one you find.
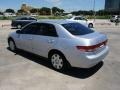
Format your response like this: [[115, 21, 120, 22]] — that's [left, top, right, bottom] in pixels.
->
[[11, 27, 18, 29], [7, 47, 103, 79]]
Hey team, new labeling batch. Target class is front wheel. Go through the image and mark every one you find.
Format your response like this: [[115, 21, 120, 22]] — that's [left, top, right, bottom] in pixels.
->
[[8, 39, 16, 51], [50, 52, 69, 71]]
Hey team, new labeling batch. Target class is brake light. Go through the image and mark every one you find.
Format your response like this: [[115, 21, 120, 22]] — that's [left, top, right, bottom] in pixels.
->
[[76, 40, 108, 52]]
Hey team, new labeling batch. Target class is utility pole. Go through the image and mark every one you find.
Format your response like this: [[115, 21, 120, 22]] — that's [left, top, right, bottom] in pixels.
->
[[51, 8, 53, 16], [93, 0, 96, 22]]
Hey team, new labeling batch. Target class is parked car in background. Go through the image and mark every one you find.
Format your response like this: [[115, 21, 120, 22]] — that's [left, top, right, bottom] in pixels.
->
[[4, 13, 16, 17], [110, 15, 120, 22], [0, 14, 3, 17], [11, 16, 37, 29], [8, 20, 109, 71], [30, 13, 38, 17], [67, 16, 94, 28], [0, 12, 3, 17]]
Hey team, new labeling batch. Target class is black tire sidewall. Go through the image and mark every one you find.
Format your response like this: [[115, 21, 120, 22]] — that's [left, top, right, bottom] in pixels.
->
[[9, 39, 16, 51], [88, 23, 93, 28]]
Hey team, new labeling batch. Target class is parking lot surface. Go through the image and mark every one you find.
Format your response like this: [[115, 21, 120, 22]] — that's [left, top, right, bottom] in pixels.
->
[[0, 20, 120, 90]]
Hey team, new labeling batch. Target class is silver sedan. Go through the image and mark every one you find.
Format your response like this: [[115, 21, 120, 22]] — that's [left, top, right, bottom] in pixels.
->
[[8, 20, 109, 71]]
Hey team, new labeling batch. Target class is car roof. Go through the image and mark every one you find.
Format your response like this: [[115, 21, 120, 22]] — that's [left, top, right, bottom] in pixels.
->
[[37, 19, 77, 25]]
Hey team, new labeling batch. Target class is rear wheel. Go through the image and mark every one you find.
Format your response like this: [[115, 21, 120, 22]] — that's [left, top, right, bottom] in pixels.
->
[[49, 52, 69, 71], [88, 23, 93, 28], [17, 25, 22, 29]]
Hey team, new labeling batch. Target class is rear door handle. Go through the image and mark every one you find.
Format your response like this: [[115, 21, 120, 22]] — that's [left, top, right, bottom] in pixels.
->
[[28, 38, 33, 40]]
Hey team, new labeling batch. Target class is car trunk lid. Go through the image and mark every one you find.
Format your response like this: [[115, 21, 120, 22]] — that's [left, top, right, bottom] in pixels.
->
[[75, 32, 108, 52]]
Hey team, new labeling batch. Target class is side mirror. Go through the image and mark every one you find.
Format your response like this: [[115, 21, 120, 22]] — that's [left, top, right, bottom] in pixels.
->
[[16, 30, 21, 34]]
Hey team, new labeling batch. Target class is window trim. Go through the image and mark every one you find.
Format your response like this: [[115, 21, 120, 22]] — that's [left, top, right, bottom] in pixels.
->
[[20, 23, 58, 37]]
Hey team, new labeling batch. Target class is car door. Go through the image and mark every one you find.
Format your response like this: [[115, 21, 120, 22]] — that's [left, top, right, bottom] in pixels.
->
[[17, 23, 38, 52], [32, 23, 58, 57], [17, 17, 28, 26]]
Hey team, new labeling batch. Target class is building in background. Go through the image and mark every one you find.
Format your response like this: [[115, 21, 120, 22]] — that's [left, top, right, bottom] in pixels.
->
[[105, 0, 120, 11]]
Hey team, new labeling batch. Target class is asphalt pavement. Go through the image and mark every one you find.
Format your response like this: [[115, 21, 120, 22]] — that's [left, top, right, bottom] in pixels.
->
[[0, 21, 120, 90]]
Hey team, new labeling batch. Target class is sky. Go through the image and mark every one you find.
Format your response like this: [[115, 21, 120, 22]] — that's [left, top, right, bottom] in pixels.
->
[[0, 0, 105, 12]]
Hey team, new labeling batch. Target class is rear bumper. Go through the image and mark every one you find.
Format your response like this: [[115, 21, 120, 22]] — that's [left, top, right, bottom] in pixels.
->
[[67, 46, 109, 68], [11, 22, 17, 27]]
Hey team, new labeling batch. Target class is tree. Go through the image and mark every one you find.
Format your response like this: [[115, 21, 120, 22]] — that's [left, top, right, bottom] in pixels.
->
[[39, 7, 51, 15], [30, 8, 38, 13], [5, 9, 15, 13], [17, 9, 26, 15], [21, 4, 32, 14], [52, 7, 61, 15], [59, 9, 64, 15]]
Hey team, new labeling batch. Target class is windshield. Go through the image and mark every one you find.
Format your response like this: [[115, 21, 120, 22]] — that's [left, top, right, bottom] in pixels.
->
[[62, 23, 94, 35]]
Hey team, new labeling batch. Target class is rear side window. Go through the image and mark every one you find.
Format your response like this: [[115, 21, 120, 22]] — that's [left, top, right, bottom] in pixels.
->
[[40, 23, 58, 37], [29, 17, 36, 20], [20, 17, 28, 20], [74, 17, 82, 20], [62, 23, 94, 35]]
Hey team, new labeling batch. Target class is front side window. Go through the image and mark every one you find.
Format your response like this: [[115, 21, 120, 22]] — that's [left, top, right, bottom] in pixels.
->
[[21, 23, 39, 34], [62, 23, 94, 35], [21, 23, 58, 37]]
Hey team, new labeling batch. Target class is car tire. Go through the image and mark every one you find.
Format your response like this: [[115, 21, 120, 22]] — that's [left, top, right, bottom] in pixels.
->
[[49, 52, 70, 71], [8, 39, 17, 52], [17, 25, 22, 29], [88, 23, 93, 28]]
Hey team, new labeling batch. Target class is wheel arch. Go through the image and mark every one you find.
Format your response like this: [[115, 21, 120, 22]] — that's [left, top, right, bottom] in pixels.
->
[[48, 49, 71, 67], [89, 23, 93, 25], [48, 49, 64, 58], [8, 37, 14, 43], [8, 37, 16, 47]]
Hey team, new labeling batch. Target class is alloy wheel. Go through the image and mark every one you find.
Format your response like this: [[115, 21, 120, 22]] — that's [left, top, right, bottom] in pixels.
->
[[51, 54, 64, 70]]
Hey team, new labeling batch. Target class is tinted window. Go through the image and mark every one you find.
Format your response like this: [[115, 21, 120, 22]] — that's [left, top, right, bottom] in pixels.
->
[[74, 17, 86, 20], [62, 23, 94, 35], [74, 17, 82, 20], [40, 23, 58, 37], [20, 17, 28, 20], [21, 23, 40, 34], [29, 17, 36, 20]]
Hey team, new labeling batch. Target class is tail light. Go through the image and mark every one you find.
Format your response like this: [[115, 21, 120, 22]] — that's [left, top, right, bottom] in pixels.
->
[[76, 40, 108, 52]]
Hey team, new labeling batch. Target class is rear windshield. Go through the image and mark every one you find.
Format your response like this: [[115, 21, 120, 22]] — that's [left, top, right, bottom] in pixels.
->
[[62, 23, 94, 35]]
